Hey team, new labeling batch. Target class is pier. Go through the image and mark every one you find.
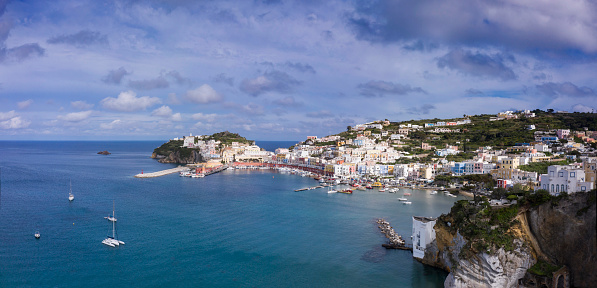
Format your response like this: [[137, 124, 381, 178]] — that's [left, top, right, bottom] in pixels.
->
[[376, 218, 412, 251], [294, 184, 332, 192], [134, 166, 188, 178]]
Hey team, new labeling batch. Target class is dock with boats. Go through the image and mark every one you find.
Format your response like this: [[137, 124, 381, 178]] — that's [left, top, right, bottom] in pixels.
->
[[134, 166, 188, 178]]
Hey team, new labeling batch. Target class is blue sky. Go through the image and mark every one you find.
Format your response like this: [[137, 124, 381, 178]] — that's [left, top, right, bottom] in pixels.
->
[[0, 0, 596, 140]]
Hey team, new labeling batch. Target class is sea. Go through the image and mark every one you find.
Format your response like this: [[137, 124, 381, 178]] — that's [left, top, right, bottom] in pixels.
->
[[0, 141, 459, 287]]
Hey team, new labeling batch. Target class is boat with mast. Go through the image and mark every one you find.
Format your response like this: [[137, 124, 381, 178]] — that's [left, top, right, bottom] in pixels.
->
[[102, 201, 124, 247], [104, 201, 117, 222], [68, 180, 74, 201]]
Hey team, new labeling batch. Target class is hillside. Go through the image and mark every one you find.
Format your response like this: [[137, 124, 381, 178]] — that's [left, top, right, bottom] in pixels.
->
[[332, 110, 596, 154]]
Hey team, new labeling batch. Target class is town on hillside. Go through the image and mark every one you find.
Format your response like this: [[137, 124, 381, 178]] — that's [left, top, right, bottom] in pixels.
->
[[158, 109, 596, 198]]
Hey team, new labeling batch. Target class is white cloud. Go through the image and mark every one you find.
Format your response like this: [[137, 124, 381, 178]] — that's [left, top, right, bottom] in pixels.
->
[[17, 99, 33, 109], [151, 105, 173, 117], [571, 104, 595, 113], [57, 110, 93, 122], [0, 110, 18, 121], [192, 112, 218, 122], [171, 113, 182, 121], [71, 101, 94, 110], [0, 116, 31, 129], [100, 119, 122, 130], [101, 91, 161, 112], [185, 84, 223, 104]]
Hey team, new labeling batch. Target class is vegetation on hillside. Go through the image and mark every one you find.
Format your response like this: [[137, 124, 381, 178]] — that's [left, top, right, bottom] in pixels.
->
[[153, 140, 190, 157], [518, 160, 571, 174], [329, 110, 596, 164], [203, 131, 253, 146]]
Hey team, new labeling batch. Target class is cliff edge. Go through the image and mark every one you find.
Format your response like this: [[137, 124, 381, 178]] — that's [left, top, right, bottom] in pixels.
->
[[419, 191, 596, 288]]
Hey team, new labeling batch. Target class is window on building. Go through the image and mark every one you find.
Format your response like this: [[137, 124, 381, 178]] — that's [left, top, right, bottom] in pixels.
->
[[571, 172, 575, 177], [550, 171, 554, 176], [561, 184, 565, 192], [558, 171, 564, 177], [551, 184, 554, 192], [581, 186, 586, 191], [556, 185, 559, 193]]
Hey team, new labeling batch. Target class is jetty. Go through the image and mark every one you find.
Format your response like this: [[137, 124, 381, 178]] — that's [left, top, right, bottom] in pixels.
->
[[294, 185, 330, 192], [134, 166, 188, 178], [376, 218, 412, 251]]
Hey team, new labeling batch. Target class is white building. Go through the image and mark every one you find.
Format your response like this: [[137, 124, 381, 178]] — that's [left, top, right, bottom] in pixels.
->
[[538, 165, 594, 195], [412, 216, 437, 259]]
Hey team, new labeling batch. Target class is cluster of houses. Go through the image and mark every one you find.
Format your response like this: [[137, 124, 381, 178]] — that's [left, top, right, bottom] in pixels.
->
[[173, 133, 274, 163], [174, 111, 596, 197]]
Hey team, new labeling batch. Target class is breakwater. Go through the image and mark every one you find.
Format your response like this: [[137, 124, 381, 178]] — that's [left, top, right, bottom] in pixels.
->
[[134, 166, 188, 178], [376, 218, 412, 251]]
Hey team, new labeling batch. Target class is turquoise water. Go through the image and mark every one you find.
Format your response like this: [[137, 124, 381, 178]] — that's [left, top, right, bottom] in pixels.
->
[[0, 141, 456, 287]]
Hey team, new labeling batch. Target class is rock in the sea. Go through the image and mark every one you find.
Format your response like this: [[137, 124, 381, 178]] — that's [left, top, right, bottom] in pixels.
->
[[97, 150, 111, 155]]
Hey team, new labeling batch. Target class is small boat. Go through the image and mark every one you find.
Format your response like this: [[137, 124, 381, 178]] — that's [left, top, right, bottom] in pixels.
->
[[366, 185, 373, 189], [403, 192, 411, 196], [338, 189, 353, 194], [34, 231, 40, 239], [388, 189, 396, 193], [403, 201, 412, 205], [104, 201, 117, 222], [191, 173, 205, 178], [447, 193, 457, 197], [398, 198, 408, 201], [430, 191, 438, 195], [68, 180, 74, 201], [379, 188, 385, 192]]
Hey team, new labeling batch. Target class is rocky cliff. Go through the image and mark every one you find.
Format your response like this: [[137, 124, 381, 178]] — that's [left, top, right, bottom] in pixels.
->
[[419, 191, 596, 288], [526, 191, 596, 287], [151, 150, 204, 164]]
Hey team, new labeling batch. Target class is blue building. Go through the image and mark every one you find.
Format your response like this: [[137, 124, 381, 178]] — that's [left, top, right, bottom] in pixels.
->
[[451, 163, 466, 175]]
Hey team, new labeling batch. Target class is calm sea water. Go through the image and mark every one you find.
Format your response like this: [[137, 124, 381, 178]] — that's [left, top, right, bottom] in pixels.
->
[[0, 141, 457, 287]]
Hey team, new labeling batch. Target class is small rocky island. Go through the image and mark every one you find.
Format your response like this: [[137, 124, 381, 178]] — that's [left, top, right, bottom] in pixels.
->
[[97, 150, 111, 155]]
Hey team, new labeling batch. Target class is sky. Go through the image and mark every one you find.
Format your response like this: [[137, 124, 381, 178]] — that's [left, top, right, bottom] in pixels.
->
[[0, 0, 596, 141]]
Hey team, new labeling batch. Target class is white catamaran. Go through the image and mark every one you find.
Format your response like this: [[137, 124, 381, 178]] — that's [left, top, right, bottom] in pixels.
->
[[102, 201, 124, 247]]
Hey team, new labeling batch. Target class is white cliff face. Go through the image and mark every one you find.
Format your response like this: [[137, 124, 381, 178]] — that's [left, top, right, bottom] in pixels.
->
[[444, 240, 533, 288]]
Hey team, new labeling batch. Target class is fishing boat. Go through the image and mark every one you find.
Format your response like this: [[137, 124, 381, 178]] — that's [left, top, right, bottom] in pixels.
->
[[102, 201, 124, 247], [398, 197, 408, 201], [338, 189, 353, 194], [34, 231, 40, 239], [403, 192, 411, 196], [68, 180, 74, 201], [403, 201, 412, 205]]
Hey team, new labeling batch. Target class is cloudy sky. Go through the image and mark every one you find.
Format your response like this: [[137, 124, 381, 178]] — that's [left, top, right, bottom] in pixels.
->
[[0, 0, 596, 140]]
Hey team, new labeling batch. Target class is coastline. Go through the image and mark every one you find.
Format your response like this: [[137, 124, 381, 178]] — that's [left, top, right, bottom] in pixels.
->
[[457, 190, 474, 198]]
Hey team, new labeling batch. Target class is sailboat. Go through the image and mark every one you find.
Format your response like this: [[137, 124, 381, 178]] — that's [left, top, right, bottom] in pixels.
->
[[327, 185, 338, 194], [104, 201, 117, 222], [102, 201, 124, 247], [68, 180, 74, 201]]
